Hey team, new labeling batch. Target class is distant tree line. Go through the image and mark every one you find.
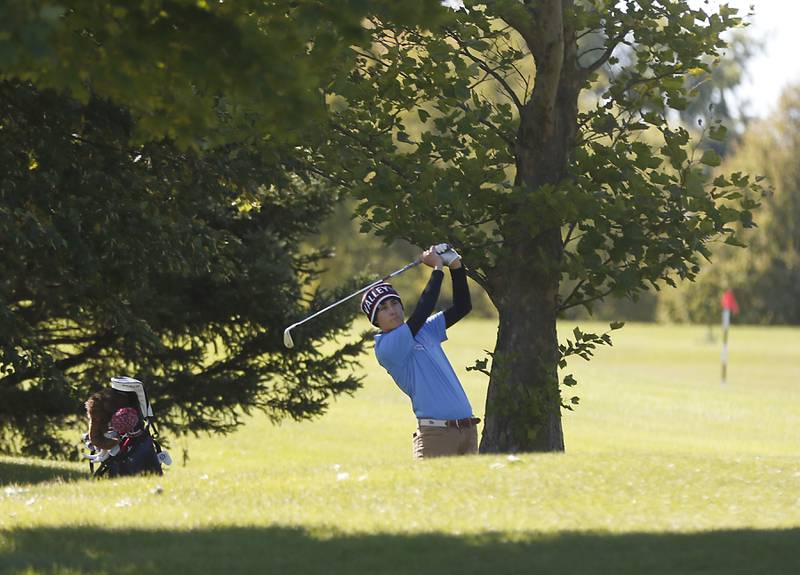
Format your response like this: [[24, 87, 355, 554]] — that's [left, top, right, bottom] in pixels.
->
[[659, 84, 800, 325]]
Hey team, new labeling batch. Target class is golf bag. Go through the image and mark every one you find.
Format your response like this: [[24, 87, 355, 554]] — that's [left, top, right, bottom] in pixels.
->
[[83, 376, 171, 479]]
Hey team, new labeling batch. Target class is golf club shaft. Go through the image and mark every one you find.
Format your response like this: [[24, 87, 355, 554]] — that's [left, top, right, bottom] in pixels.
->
[[286, 259, 422, 333]]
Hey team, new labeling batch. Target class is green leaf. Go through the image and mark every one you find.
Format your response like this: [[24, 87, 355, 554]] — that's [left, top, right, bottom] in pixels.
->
[[724, 235, 747, 248], [699, 149, 722, 167], [718, 205, 741, 224], [454, 83, 470, 101], [709, 125, 728, 141], [712, 174, 730, 187], [610, 321, 625, 330]]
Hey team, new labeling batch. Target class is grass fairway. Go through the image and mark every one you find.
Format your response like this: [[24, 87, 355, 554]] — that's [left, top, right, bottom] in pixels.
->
[[1, 321, 799, 574]]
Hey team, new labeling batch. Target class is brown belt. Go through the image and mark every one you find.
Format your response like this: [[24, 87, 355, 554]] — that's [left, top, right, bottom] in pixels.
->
[[418, 417, 481, 429]]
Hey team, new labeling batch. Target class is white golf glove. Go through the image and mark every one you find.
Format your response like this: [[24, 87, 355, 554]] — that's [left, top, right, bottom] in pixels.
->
[[434, 243, 461, 266]]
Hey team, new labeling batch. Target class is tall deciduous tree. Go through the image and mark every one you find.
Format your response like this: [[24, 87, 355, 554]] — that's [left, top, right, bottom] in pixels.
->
[[312, 1, 764, 452]]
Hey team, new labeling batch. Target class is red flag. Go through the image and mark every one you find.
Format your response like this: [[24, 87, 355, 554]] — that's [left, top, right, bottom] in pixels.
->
[[721, 289, 739, 314]]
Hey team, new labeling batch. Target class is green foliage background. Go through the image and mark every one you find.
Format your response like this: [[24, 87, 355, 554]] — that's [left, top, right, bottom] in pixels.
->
[[0, 1, 457, 457], [1, 0, 796, 463], [659, 84, 800, 325], [0, 82, 368, 457]]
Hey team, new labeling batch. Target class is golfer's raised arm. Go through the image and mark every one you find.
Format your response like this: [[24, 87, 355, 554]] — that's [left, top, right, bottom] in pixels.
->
[[444, 262, 471, 328], [406, 247, 445, 336]]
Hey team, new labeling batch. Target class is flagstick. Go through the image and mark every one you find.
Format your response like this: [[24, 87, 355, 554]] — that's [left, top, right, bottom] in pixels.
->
[[721, 308, 730, 385]]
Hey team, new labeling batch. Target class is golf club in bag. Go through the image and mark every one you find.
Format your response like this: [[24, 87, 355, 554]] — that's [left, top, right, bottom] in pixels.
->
[[283, 244, 457, 348]]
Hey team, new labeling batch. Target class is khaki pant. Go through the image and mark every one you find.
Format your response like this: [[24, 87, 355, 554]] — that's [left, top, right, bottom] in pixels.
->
[[412, 425, 478, 459]]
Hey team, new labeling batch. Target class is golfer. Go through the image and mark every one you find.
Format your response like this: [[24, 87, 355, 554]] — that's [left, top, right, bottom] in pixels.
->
[[85, 387, 140, 452], [361, 245, 479, 458]]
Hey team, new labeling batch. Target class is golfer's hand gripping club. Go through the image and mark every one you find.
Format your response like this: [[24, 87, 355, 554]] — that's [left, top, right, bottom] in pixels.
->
[[433, 243, 461, 266]]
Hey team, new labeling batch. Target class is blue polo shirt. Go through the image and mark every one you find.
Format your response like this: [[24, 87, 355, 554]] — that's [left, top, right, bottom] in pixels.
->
[[374, 312, 473, 420]]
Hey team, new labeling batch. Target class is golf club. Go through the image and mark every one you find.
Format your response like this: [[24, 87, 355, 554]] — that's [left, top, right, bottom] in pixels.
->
[[283, 258, 422, 348]]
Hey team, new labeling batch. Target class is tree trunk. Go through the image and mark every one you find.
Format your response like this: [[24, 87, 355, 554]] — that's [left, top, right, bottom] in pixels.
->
[[478, 0, 581, 453], [479, 227, 565, 453], [478, 68, 575, 453]]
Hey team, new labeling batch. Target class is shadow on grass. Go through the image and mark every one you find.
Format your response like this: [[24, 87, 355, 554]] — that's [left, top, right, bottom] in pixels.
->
[[1, 526, 798, 575], [0, 459, 86, 487]]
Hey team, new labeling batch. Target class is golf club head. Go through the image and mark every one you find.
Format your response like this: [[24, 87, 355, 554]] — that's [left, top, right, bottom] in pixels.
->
[[283, 326, 295, 348]]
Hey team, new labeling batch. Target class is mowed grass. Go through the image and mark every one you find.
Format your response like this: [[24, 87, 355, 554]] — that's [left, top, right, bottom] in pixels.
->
[[1, 320, 799, 574]]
